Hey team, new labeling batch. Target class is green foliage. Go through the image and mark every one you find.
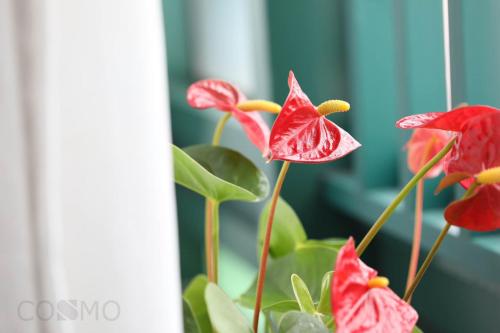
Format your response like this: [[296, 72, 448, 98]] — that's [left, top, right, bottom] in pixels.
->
[[204, 283, 252, 333], [172, 144, 269, 202], [278, 311, 329, 333], [183, 275, 212, 333], [258, 196, 307, 259], [183, 300, 201, 333], [290, 274, 316, 314], [240, 244, 338, 311], [316, 271, 333, 315]]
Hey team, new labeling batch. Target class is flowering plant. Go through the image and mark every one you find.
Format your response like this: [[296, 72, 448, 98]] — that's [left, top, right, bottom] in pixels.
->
[[172, 73, 500, 333]]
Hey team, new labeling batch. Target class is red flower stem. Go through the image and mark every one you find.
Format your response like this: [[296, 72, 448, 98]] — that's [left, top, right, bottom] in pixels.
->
[[253, 161, 290, 333], [403, 182, 479, 302], [405, 137, 436, 301], [204, 113, 232, 283], [405, 179, 424, 302], [356, 138, 456, 256]]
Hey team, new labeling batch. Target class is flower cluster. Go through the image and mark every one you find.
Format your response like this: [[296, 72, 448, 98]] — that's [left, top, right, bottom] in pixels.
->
[[181, 72, 499, 333], [398, 106, 500, 231]]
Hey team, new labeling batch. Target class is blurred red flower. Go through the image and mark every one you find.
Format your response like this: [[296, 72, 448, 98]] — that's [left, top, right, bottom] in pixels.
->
[[405, 128, 449, 178], [331, 238, 418, 333], [268, 71, 360, 163], [397, 106, 500, 231], [187, 79, 270, 155], [436, 112, 500, 231]]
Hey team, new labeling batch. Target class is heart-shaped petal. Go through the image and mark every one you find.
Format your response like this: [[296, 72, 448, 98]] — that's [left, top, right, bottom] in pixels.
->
[[269, 72, 360, 163], [331, 238, 418, 333], [187, 79, 242, 111], [232, 109, 270, 156], [336, 288, 419, 333], [445, 112, 500, 188], [445, 185, 500, 231], [396, 105, 498, 131], [406, 128, 450, 178]]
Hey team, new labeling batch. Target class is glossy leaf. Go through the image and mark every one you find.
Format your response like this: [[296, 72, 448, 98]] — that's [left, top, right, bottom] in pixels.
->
[[268, 71, 361, 163], [291, 274, 316, 314], [331, 238, 418, 333], [258, 196, 307, 258], [278, 311, 328, 333], [204, 283, 252, 333], [316, 271, 333, 315], [240, 244, 338, 310], [173, 144, 269, 202], [183, 275, 212, 333]]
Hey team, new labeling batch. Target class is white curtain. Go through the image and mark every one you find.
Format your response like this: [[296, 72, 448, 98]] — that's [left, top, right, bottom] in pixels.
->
[[0, 0, 182, 332]]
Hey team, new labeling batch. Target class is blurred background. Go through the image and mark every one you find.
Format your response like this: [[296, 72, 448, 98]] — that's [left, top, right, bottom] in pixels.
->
[[165, 0, 500, 332]]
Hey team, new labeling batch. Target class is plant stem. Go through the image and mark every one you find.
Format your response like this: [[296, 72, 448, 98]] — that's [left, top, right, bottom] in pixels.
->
[[205, 200, 214, 282], [405, 179, 424, 302], [405, 137, 435, 301], [204, 113, 231, 283], [253, 161, 291, 333], [356, 138, 456, 256], [212, 113, 232, 145], [403, 182, 479, 301], [212, 201, 220, 283]]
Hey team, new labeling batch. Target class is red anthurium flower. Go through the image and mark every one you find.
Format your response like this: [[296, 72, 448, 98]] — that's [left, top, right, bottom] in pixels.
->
[[405, 128, 449, 178], [331, 238, 418, 333], [397, 105, 500, 186], [268, 71, 361, 163], [396, 105, 498, 132], [435, 112, 500, 231], [187, 79, 270, 155]]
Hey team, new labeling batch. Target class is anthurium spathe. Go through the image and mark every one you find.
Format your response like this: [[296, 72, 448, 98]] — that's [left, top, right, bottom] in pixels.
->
[[396, 105, 499, 132], [397, 105, 500, 185], [434, 112, 500, 231], [331, 238, 418, 333], [406, 128, 449, 178], [268, 71, 361, 163], [187, 79, 270, 155]]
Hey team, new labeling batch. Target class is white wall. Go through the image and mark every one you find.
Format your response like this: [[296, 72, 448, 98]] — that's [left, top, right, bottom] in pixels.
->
[[0, 0, 182, 332]]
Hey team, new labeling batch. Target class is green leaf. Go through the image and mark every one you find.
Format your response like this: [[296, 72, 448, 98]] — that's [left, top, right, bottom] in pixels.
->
[[204, 283, 252, 333], [258, 197, 307, 259], [316, 271, 332, 315], [183, 275, 212, 333], [278, 311, 329, 333], [173, 144, 269, 202], [240, 244, 338, 310], [296, 239, 345, 252], [413, 326, 424, 333], [183, 300, 201, 333], [290, 274, 315, 314], [262, 300, 300, 313]]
